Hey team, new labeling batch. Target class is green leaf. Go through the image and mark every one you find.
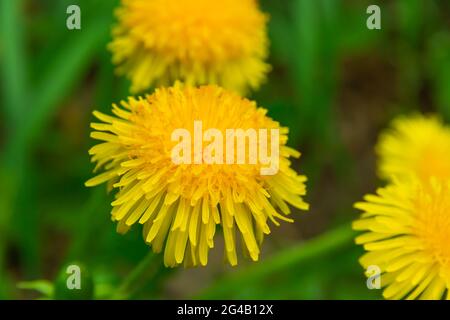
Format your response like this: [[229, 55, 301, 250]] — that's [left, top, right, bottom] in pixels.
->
[[17, 280, 54, 298]]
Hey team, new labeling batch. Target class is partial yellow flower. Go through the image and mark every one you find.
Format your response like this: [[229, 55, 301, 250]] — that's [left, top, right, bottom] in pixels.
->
[[85, 84, 308, 267], [109, 0, 270, 94], [353, 176, 450, 300], [376, 114, 450, 182]]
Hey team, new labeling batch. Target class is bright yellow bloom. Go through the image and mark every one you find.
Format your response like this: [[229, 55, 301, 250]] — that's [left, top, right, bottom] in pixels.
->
[[85, 84, 308, 267], [109, 0, 270, 94], [376, 114, 450, 182], [353, 176, 450, 300]]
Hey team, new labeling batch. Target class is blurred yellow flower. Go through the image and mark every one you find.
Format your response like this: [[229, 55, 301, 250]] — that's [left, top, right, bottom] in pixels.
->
[[376, 114, 450, 182], [85, 84, 308, 267], [353, 177, 450, 300], [109, 0, 270, 94]]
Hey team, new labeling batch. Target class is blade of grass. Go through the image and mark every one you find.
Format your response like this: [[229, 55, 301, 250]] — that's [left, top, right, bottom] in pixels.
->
[[111, 252, 161, 300], [0, 0, 28, 298], [66, 188, 109, 261], [0, 0, 28, 128], [396, 0, 426, 109], [427, 32, 450, 121], [291, 0, 319, 139], [9, 15, 113, 159], [13, 161, 40, 276], [1, 3, 115, 287], [289, 0, 346, 183], [66, 52, 120, 263]]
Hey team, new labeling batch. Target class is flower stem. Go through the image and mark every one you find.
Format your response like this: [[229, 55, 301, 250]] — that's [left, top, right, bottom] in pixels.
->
[[199, 223, 356, 298], [112, 251, 160, 299]]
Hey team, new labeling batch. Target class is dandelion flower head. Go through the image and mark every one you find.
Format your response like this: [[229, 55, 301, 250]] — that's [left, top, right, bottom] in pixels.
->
[[376, 114, 450, 182], [109, 0, 270, 94], [353, 177, 450, 300], [86, 84, 308, 267]]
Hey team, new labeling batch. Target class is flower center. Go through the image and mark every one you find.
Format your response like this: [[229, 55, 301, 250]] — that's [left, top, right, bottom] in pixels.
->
[[125, 0, 266, 63], [416, 143, 450, 181], [414, 182, 450, 272]]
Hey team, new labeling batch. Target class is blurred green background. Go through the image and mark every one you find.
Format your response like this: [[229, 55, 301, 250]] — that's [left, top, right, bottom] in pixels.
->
[[0, 0, 449, 299]]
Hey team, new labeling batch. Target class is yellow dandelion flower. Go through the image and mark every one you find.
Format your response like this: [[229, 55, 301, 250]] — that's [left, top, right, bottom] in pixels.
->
[[109, 0, 270, 94], [376, 114, 450, 182], [353, 176, 450, 300], [85, 84, 308, 267]]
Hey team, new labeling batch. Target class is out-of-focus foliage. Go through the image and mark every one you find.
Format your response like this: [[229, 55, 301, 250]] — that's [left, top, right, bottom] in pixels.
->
[[0, 0, 448, 299]]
